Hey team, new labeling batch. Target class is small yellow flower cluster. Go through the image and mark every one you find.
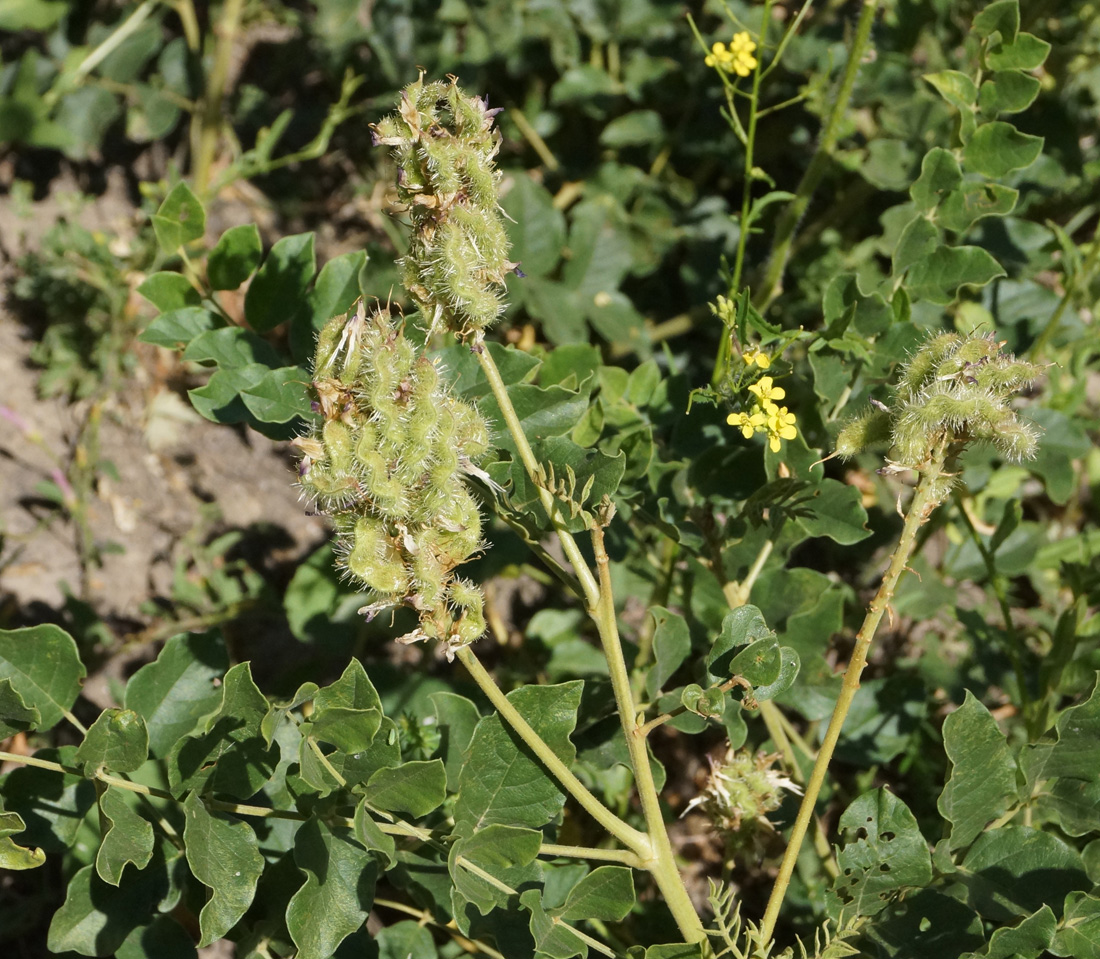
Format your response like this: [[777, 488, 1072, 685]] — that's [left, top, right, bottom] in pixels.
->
[[705, 32, 759, 78], [727, 361, 798, 453]]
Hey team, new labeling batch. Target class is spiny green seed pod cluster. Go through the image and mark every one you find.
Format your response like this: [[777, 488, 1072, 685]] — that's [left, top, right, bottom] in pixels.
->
[[294, 301, 490, 654], [370, 75, 515, 340], [684, 748, 801, 845], [836, 331, 1042, 468]]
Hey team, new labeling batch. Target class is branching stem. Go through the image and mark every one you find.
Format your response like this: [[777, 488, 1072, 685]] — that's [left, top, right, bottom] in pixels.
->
[[759, 437, 950, 943]]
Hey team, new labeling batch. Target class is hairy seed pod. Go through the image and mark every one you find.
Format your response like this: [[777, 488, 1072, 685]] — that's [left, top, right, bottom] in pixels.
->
[[835, 409, 892, 459], [297, 298, 494, 651]]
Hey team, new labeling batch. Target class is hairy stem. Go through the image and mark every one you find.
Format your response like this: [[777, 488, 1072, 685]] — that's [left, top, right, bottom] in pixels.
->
[[759, 437, 950, 943], [754, 0, 879, 312]]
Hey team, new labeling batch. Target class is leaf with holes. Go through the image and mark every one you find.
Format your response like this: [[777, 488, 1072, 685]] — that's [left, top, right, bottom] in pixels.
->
[[829, 788, 932, 917]]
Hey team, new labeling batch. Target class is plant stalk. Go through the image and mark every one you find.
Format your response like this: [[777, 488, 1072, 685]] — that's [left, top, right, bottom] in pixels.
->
[[194, 0, 245, 195], [591, 526, 707, 944], [759, 437, 950, 943], [475, 347, 601, 605]]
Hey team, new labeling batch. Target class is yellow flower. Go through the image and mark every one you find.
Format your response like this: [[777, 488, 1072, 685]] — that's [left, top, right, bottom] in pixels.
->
[[748, 376, 785, 407], [764, 405, 798, 452], [727, 409, 767, 439], [705, 32, 758, 78], [742, 349, 771, 369]]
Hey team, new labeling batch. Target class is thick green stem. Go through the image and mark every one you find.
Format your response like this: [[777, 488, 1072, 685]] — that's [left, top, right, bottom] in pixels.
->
[[475, 348, 601, 605], [759, 437, 950, 944], [194, 0, 245, 195], [475, 343, 704, 942], [455, 646, 648, 853], [591, 527, 707, 944], [754, 0, 879, 312]]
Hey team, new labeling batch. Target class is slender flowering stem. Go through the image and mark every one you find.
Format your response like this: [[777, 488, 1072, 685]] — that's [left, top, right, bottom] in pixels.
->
[[759, 436, 950, 944]]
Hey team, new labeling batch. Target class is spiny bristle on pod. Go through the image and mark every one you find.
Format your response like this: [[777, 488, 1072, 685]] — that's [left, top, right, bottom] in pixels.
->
[[835, 330, 1042, 478], [295, 298, 494, 654], [371, 74, 516, 340]]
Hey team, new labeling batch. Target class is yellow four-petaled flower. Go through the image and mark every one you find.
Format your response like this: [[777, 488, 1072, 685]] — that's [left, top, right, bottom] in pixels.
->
[[726, 370, 798, 453], [705, 32, 759, 78]]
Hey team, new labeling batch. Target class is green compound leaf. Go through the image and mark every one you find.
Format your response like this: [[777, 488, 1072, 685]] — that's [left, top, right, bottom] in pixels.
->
[[365, 759, 447, 817], [979, 71, 1041, 117], [729, 637, 781, 688], [959, 826, 1088, 922], [74, 709, 149, 774], [239, 365, 313, 423], [286, 818, 377, 959], [645, 607, 691, 698], [707, 606, 775, 683], [183, 792, 263, 947], [973, 0, 1018, 41], [375, 921, 436, 959], [938, 692, 1019, 850], [502, 174, 566, 279], [124, 630, 228, 758], [1038, 777, 1100, 838], [960, 904, 1057, 959], [521, 888, 585, 959], [188, 365, 282, 429], [558, 865, 635, 922], [923, 71, 978, 112], [167, 662, 278, 800], [138, 307, 221, 350], [136, 272, 201, 312], [454, 681, 582, 834], [1, 746, 96, 853], [0, 677, 40, 738], [750, 647, 800, 702], [95, 786, 153, 886], [1022, 676, 1100, 785], [115, 915, 196, 959], [910, 148, 962, 213], [207, 223, 263, 290], [938, 181, 1018, 233], [830, 788, 932, 917], [0, 624, 85, 730], [48, 863, 163, 956], [794, 478, 871, 545], [1051, 891, 1100, 958], [986, 32, 1051, 72], [962, 121, 1043, 178], [906, 245, 1006, 305], [291, 249, 367, 362], [153, 182, 205, 253], [353, 796, 396, 869], [315, 658, 384, 714], [431, 691, 481, 791], [182, 326, 284, 371], [0, 808, 45, 870], [244, 232, 316, 333], [307, 705, 382, 754], [892, 215, 940, 278], [450, 824, 541, 916]]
